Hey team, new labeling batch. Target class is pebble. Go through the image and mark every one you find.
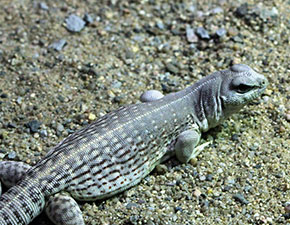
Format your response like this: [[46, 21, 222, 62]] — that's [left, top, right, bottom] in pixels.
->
[[26, 120, 41, 133], [215, 28, 227, 38], [126, 202, 139, 210], [175, 206, 183, 212], [233, 193, 249, 205], [88, 113, 96, 121], [7, 122, 17, 128], [186, 25, 198, 43], [189, 157, 198, 166], [84, 13, 94, 24], [217, 168, 223, 174], [56, 123, 64, 133], [196, 27, 210, 40], [284, 202, 290, 213], [0, 93, 8, 98], [39, 2, 49, 10], [155, 164, 168, 175], [199, 175, 206, 181], [235, 3, 248, 17], [39, 129, 48, 137], [285, 113, 290, 122], [193, 189, 202, 198], [254, 5, 279, 20], [210, 7, 223, 14], [65, 14, 86, 32], [166, 63, 179, 74], [49, 39, 67, 51], [7, 151, 17, 160], [231, 133, 239, 141], [206, 174, 213, 181]]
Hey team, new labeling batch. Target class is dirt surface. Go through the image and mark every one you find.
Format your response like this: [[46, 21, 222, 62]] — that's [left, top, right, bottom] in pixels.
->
[[0, 0, 289, 224]]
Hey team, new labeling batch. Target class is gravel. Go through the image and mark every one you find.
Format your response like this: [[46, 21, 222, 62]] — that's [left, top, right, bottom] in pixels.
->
[[65, 14, 86, 32], [0, 0, 289, 224]]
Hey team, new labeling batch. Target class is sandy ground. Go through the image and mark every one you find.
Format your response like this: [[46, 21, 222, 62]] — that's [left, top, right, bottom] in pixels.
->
[[0, 0, 289, 224]]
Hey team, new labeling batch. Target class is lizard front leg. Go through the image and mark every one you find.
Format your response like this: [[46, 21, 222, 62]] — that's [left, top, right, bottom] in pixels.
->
[[175, 127, 210, 163], [0, 161, 84, 225]]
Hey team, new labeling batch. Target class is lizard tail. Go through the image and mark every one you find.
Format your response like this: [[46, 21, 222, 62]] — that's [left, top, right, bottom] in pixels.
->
[[0, 180, 45, 225]]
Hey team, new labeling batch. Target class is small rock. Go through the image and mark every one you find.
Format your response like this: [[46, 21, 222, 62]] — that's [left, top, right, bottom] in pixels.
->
[[7, 151, 17, 160], [223, 185, 231, 192], [166, 63, 179, 74], [217, 168, 223, 174], [186, 25, 198, 43], [175, 206, 183, 212], [206, 174, 213, 181], [7, 122, 17, 128], [155, 164, 168, 175], [231, 133, 239, 141], [196, 27, 210, 40], [210, 7, 223, 14], [199, 175, 206, 181], [285, 202, 290, 213], [49, 39, 67, 51], [243, 185, 252, 192], [187, 5, 195, 13], [88, 113, 96, 121], [0, 93, 8, 98], [39, 2, 49, 10], [84, 13, 94, 24], [16, 97, 22, 104], [235, 3, 248, 17], [39, 130, 48, 137], [215, 28, 227, 38], [232, 35, 244, 43], [255, 6, 279, 20], [156, 21, 165, 30], [126, 202, 139, 210], [56, 123, 64, 134], [26, 120, 41, 133], [0, 71, 6, 77], [65, 14, 86, 32], [286, 114, 290, 122], [129, 215, 139, 223], [189, 157, 198, 166], [233, 193, 249, 205], [283, 213, 290, 220], [193, 189, 201, 198]]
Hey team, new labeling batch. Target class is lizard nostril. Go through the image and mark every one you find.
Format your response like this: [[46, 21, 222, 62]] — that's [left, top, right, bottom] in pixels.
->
[[260, 78, 268, 87]]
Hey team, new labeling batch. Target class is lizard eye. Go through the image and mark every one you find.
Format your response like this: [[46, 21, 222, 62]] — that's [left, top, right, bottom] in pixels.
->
[[234, 83, 254, 94]]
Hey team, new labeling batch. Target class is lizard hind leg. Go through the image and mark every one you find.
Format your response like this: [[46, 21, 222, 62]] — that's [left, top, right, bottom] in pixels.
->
[[0, 161, 31, 191], [45, 193, 85, 225]]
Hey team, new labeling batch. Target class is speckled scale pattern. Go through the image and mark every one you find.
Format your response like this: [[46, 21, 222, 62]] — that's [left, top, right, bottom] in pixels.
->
[[0, 181, 45, 225]]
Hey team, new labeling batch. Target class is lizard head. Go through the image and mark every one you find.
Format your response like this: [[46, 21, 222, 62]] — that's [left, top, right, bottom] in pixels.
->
[[219, 64, 268, 116]]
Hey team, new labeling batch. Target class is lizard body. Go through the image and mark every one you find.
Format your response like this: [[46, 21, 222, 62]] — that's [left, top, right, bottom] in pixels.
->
[[0, 64, 268, 225]]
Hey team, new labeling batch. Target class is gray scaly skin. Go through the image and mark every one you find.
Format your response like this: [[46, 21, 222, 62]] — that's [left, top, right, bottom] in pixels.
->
[[0, 64, 268, 225]]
